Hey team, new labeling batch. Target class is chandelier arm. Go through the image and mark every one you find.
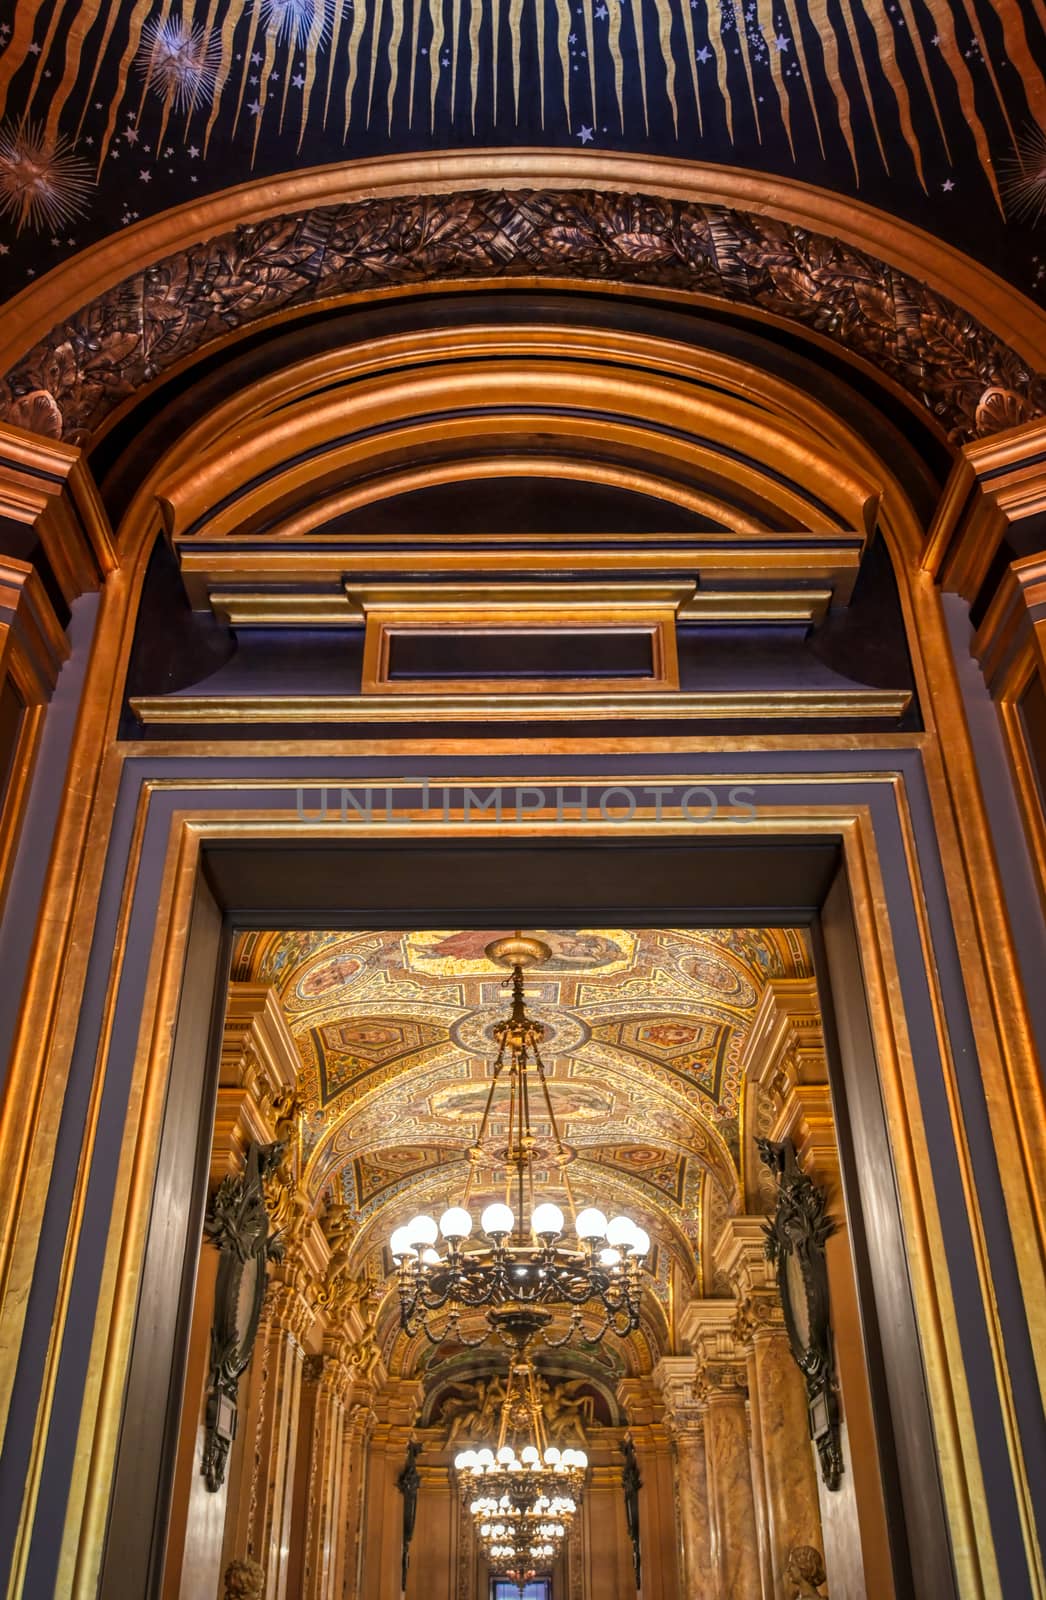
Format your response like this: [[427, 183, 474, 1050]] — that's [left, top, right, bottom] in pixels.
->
[[533, 1051, 568, 1164], [540, 1314, 582, 1348], [464, 1054, 505, 1206]]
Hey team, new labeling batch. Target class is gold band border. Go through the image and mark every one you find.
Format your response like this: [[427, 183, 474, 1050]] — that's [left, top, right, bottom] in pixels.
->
[[39, 784, 1007, 1600]]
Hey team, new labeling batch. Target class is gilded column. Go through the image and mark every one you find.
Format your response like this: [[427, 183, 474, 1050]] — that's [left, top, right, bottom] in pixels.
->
[[654, 1358, 715, 1600], [720, 1220, 824, 1600], [702, 1367, 761, 1600], [241, 1278, 314, 1600], [300, 1352, 354, 1600]]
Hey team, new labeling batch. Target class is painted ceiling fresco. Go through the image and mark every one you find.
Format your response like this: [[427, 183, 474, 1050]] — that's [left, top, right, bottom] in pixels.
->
[[234, 925, 810, 1306], [0, 0, 1042, 293]]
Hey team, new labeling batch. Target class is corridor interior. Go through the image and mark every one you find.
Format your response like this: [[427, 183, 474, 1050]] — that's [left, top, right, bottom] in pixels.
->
[[163, 925, 893, 1600]]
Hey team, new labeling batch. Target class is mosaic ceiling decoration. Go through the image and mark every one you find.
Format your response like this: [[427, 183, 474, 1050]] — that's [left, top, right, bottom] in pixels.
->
[[0, 0, 1043, 293], [234, 925, 810, 1299]]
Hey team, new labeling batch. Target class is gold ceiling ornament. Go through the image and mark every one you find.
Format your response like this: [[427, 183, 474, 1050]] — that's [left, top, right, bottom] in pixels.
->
[[389, 935, 651, 1349], [454, 1321, 586, 1588]]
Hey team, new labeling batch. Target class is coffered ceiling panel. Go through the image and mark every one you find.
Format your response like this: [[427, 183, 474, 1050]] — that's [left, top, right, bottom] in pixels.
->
[[234, 924, 810, 1306]]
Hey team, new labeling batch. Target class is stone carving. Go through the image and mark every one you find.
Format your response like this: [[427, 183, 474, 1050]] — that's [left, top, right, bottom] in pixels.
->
[[758, 1137, 842, 1492], [1, 190, 1040, 447], [786, 1544, 829, 1597], [536, 1373, 595, 1446], [439, 1369, 594, 1446], [222, 1557, 265, 1599], [348, 1313, 384, 1383], [439, 1373, 508, 1447], [202, 1140, 285, 1492]]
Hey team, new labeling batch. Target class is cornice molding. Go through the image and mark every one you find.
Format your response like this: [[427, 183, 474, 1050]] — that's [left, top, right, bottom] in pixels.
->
[[0, 423, 116, 603], [0, 180, 1041, 449]]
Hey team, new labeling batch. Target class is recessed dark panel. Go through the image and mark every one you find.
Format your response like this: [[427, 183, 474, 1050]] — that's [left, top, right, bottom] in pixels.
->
[[385, 627, 656, 680], [202, 837, 841, 923]]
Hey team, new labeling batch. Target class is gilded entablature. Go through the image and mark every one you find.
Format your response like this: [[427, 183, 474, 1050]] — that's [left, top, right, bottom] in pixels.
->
[[1, 191, 1042, 446]]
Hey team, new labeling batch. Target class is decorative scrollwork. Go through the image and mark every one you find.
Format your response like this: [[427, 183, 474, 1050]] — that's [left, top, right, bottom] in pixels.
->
[[201, 1140, 285, 1492], [758, 1136, 843, 1492], [0, 190, 1040, 448]]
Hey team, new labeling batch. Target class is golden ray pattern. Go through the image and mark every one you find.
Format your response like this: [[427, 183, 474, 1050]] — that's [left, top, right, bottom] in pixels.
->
[[0, 0, 1042, 235]]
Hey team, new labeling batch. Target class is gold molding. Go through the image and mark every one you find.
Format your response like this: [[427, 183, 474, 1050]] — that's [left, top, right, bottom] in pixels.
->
[[922, 417, 1046, 598], [972, 557, 1046, 922], [160, 362, 877, 549], [182, 543, 864, 602], [129, 688, 912, 724], [2, 152, 1044, 378], [0, 778, 1024, 1600], [0, 557, 69, 920], [207, 584, 832, 629], [0, 422, 116, 603]]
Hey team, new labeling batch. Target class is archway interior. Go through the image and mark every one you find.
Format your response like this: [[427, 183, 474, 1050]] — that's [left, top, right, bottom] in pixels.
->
[[234, 923, 810, 1369]]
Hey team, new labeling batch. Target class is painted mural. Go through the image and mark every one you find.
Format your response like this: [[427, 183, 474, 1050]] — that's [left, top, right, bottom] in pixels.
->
[[0, 0, 1043, 292], [234, 924, 810, 1297]]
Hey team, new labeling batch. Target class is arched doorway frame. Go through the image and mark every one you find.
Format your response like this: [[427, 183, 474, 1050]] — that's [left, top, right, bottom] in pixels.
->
[[0, 155, 1044, 1600]]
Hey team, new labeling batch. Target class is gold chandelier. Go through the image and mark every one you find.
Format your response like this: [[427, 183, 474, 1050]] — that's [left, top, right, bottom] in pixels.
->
[[454, 1336, 587, 1583], [389, 934, 650, 1349]]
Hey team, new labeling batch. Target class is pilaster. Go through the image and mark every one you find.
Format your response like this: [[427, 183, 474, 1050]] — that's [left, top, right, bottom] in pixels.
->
[[654, 1357, 715, 1600], [721, 1222, 824, 1600], [739, 978, 838, 1206]]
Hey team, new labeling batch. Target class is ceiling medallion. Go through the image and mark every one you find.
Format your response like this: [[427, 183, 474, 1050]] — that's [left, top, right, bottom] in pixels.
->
[[389, 934, 650, 1349], [454, 1311, 588, 1588]]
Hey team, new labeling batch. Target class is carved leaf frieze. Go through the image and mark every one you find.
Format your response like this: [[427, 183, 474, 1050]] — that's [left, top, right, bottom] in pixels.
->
[[1, 189, 1041, 447]]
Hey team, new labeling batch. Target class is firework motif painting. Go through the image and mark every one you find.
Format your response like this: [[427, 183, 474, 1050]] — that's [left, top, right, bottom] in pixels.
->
[[0, 0, 1042, 291], [0, 120, 93, 233]]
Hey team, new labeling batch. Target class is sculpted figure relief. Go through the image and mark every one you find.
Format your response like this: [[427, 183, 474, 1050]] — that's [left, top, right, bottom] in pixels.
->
[[534, 1374, 595, 1446], [786, 1546, 829, 1598], [441, 1374, 507, 1447], [439, 1371, 597, 1447]]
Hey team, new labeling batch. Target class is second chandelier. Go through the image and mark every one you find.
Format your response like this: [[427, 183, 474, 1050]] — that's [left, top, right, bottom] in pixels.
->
[[389, 933, 651, 1348]]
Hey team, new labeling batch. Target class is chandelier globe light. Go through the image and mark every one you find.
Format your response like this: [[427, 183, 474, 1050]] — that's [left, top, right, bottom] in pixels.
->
[[452, 1325, 588, 1584], [389, 934, 651, 1348]]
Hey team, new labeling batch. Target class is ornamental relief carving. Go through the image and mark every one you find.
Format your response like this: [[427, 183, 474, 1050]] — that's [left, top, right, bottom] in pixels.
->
[[0, 189, 1040, 448]]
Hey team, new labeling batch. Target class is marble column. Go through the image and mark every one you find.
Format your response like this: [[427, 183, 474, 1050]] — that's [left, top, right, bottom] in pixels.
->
[[749, 1316, 823, 1600], [333, 1397, 375, 1600], [225, 1279, 314, 1600], [299, 1353, 355, 1600], [703, 1372, 761, 1600], [676, 1424, 716, 1600], [654, 1359, 715, 1600]]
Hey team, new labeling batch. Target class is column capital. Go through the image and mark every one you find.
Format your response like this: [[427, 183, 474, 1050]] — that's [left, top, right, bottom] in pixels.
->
[[680, 1298, 749, 1400], [922, 415, 1046, 605], [740, 977, 838, 1198], [652, 1356, 704, 1435], [0, 422, 115, 605], [261, 1278, 315, 1347], [615, 1376, 666, 1427], [213, 984, 303, 1184], [713, 1216, 775, 1294]]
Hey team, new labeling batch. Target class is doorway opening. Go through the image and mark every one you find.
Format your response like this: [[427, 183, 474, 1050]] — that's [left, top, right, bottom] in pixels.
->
[[137, 908, 926, 1600]]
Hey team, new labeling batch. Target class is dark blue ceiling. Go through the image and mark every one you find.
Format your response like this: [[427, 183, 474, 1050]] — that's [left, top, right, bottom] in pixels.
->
[[0, 0, 1043, 294]]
